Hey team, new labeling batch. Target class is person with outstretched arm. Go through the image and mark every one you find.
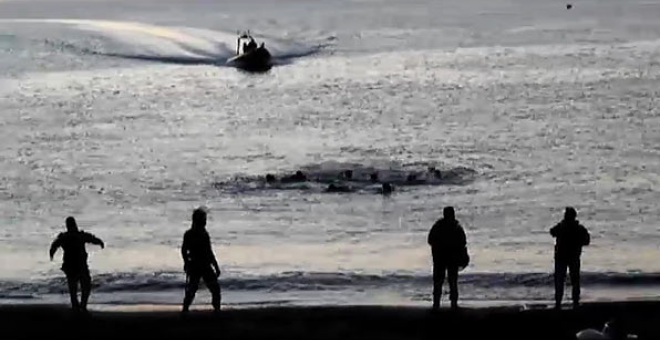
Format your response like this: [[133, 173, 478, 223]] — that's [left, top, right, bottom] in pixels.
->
[[49, 216, 104, 313], [428, 206, 468, 310], [550, 207, 590, 309], [181, 207, 221, 313]]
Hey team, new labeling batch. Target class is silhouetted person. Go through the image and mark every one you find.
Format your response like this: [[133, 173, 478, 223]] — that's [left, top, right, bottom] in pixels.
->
[[551, 207, 590, 309], [265, 174, 276, 184], [428, 207, 467, 310], [245, 38, 257, 52], [49, 216, 104, 312], [182, 208, 221, 313]]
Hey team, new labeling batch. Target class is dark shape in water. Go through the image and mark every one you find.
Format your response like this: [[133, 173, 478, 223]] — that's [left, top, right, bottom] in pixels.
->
[[566, 3, 573, 10], [342, 170, 354, 180], [370, 172, 379, 183], [49, 216, 105, 313], [265, 174, 277, 184], [326, 184, 352, 193], [381, 183, 393, 195], [282, 170, 308, 183]]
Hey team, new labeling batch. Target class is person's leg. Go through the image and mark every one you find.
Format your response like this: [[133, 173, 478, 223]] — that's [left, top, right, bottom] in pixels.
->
[[569, 257, 581, 308], [66, 273, 80, 311], [448, 265, 459, 309], [432, 261, 446, 310], [80, 269, 92, 312], [183, 273, 201, 313], [554, 259, 568, 309], [203, 270, 221, 312]]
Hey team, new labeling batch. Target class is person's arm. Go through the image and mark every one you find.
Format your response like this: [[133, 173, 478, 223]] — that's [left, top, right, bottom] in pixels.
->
[[582, 226, 591, 246], [428, 222, 438, 246], [181, 234, 190, 272], [550, 224, 559, 237], [83, 232, 104, 249], [206, 234, 220, 277], [49, 234, 62, 260]]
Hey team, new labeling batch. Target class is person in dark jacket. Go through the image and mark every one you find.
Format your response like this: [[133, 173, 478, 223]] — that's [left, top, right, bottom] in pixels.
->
[[428, 206, 467, 310], [49, 216, 104, 312], [550, 207, 590, 309], [181, 207, 221, 313]]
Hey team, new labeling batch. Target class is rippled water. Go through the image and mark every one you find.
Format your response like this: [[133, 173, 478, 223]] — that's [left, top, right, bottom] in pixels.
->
[[1, 0, 660, 307]]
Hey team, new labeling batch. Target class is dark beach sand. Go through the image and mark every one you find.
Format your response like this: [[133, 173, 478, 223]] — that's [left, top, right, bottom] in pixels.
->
[[2, 302, 659, 339]]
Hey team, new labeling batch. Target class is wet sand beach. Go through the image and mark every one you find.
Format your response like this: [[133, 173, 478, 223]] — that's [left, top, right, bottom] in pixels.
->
[[2, 301, 659, 339]]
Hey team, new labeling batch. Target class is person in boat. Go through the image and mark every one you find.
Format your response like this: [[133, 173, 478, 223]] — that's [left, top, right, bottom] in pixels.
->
[[245, 37, 258, 53], [49, 216, 105, 313]]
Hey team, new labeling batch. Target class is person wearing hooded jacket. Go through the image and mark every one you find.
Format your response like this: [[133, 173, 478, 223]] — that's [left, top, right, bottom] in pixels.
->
[[550, 207, 590, 309]]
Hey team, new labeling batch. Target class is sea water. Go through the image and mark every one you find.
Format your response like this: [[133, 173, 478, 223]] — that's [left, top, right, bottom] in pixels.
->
[[1, 0, 660, 308]]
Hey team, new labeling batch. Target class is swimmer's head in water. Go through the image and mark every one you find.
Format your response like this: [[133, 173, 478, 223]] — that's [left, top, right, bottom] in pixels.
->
[[343, 170, 353, 180]]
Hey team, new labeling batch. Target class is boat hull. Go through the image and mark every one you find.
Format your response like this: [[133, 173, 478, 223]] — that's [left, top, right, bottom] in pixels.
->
[[227, 46, 272, 72]]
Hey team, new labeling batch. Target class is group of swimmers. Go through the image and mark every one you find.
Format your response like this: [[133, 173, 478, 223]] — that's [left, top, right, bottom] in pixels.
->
[[49, 205, 589, 313], [261, 167, 446, 195]]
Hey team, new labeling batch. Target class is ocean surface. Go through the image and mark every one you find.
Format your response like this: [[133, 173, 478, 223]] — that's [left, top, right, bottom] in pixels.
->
[[1, 0, 660, 309]]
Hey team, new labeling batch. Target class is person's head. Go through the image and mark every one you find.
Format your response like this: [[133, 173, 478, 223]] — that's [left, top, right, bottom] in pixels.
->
[[295, 170, 304, 178], [564, 207, 577, 222], [266, 174, 276, 183], [192, 207, 207, 230], [443, 206, 455, 221], [370, 172, 379, 182], [65, 216, 78, 232]]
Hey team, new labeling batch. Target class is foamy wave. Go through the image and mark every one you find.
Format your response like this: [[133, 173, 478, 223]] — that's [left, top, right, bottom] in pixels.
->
[[0, 19, 326, 67], [2, 271, 660, 299]]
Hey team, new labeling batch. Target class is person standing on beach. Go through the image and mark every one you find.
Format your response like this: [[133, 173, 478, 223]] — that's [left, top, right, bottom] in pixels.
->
[[181, 207, 221, 313], [428, 206, 468, 310], [49, 216, 105, 312], [550, 207, 590, 309]]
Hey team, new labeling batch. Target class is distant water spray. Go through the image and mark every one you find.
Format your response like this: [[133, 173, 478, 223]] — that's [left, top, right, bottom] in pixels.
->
[[0, 19, 327, 66]]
